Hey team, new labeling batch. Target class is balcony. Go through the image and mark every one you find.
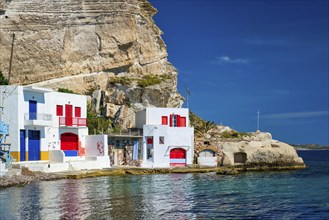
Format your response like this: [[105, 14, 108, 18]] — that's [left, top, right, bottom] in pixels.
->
[[59, 117, 87, 127], [24, 113, 53, 127]]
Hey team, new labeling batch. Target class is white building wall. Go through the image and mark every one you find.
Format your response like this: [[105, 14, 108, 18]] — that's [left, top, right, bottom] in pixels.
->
[[143, 124, 194, 168], [146, 107, 189, 126], [20, 89, 51, 155], [1, 86, 20, 152], [22, 90, 48, 118], [135, 110, 146, 128], [1, 86, 89, 162], [136, 108, 190, 128], [58, 127, 88, 148], [139, 107, 194, 168], [47, 92, 87, 128], [85, 135, 108, 157]]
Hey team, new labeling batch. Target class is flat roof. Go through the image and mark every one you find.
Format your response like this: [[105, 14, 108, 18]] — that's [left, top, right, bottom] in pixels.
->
[[23, 86, 53, 93]]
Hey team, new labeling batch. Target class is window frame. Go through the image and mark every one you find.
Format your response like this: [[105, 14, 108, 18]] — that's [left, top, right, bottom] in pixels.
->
[[75, 106, 81, 117], [159, 136, 165, 144], [56, 105, 63, 116]]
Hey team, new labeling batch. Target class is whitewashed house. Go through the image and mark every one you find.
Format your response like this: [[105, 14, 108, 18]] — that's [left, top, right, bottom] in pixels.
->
[[136, 107, 194, 168], [0, 86, 110, 172]]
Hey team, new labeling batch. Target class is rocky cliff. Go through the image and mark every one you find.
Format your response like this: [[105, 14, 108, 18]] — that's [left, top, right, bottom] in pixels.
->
[[192, 113, 304, 168], [219, 132, 304, 167], [0, 0, 182, 128]]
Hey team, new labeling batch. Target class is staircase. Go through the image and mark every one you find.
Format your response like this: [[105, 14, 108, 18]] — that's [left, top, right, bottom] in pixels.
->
[[0, 121, 11, 176]]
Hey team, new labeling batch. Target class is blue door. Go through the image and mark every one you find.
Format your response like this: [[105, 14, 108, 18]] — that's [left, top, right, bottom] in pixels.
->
[[28, 130, 40, 161], [20, 130, 26, 161], [29, 100, 37, 120]]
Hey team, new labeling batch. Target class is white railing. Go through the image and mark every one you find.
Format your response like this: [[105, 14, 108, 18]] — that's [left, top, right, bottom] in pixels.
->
[[24, 113, 52, 121], [59, 117, 87, 127]]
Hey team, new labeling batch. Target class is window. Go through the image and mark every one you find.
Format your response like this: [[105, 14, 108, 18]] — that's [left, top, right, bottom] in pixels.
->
[[170, 114, 179, 127], [170, 114, 187, 127], [180, 117, 186, 127], [29, 100, 37, 120], [75, 107, 81, 117], [147, 138, 153, 144], [161, 116, 168, 125], [159, 136, 165, 144], [56, 105, 63, 116]]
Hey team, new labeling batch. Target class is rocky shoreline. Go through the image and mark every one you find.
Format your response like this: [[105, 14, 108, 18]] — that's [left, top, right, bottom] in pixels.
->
[[0, 169, 64, 189], [0, 164, 306, 189]]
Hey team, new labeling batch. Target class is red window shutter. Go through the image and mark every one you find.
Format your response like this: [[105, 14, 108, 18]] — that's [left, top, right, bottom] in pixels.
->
[[180, 117, 186, 127], [56, 105, 63, 116], [147, 138, 153, 144], [162, 116, 168, 125], [170, 114, 173, 127], [177, 115, 181, 127], [75, 107, 81, 117]]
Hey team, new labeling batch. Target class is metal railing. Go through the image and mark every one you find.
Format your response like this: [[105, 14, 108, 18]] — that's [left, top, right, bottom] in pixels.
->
[[24, 113, 52, 121], [59, 117, 87, 127]]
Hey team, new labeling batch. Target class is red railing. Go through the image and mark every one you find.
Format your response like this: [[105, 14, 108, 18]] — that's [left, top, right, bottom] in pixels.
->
[[59, 117, 87, 127]]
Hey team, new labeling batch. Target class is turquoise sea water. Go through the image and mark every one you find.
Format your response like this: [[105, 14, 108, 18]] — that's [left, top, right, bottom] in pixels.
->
[[0, 150, 328, 219]]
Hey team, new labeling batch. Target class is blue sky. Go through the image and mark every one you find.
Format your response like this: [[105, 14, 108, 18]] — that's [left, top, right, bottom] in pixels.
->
[[149, 0, 329, 145]]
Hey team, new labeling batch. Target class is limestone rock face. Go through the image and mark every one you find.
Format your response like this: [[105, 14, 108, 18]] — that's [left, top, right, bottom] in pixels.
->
[[218, 135, 304, 167], [0, 0, 182, 128], [0, 0, 167, 85]]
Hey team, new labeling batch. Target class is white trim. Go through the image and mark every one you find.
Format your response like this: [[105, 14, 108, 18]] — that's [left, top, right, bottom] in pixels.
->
[[23, 86, 53, 93], [169, 159, 186, 163]]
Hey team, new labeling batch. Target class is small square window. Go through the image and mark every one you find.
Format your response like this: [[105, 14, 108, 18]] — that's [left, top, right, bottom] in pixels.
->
[[56, 105, 63, 116], [75, 107, 81, 117], [159, 136, 165, 144]]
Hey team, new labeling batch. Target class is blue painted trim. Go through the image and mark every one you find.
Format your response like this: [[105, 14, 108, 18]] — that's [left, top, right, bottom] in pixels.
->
[[63, 150, 78, 157]]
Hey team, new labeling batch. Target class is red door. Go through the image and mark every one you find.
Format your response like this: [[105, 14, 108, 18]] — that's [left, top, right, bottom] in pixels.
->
[[61, 133, 78, 150], [65, 104, 73, 126], [170, 148, 186, 167]]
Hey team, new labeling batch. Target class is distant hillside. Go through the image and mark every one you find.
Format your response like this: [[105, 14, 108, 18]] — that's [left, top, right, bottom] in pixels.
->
[[291, 144, 329, 150]]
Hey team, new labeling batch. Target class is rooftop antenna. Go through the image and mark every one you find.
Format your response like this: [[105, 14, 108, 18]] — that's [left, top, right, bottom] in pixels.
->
[[257, 110, 260, 131], [185, 85, 191, 109], [8, 33, 16, 84]]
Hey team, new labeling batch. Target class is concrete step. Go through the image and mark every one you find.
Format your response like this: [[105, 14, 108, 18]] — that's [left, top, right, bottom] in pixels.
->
[[5, 168, 22, 177]]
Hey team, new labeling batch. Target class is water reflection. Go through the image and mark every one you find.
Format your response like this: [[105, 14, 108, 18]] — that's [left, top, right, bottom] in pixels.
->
[[0, 154, 328, 220], [58, 180, 87, 219]]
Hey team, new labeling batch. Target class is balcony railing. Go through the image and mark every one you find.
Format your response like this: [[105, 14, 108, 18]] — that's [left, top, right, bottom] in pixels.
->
[[24, 113, 52, 121], [59, 117, 87, 127]]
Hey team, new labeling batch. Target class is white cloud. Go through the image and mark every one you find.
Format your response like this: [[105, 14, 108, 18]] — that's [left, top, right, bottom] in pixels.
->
[[216, 56, 250, 64], [262, 111, 329, 120]]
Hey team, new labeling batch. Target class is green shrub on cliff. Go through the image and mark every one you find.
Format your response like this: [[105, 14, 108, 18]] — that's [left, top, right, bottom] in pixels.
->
[[112, 77, 133, 86], [221, 130, 251, 139], [190, 111, 218, 138], [0, 71, 9, 85], [58, 88, 75, 94], [87, 104, 111, 135], [137, 74, 172, 88], [138, 75, 162, 88]]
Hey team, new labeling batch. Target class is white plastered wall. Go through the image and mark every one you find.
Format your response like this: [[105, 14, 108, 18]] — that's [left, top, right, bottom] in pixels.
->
[[1, 86, 89, 161], [143, 124, 194, 167], [1, 86, 20, 152], [146, 107, 189, 126], [85, 135, 109, 157]]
